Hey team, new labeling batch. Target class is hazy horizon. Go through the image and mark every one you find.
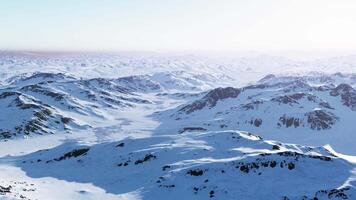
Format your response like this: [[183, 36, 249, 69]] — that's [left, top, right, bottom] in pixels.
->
[[3, 0, 356, 52]]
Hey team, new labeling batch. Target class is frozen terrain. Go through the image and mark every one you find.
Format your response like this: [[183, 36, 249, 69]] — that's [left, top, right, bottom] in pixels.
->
[[155, 73, 356, 154], [0, 52, 355, 200]]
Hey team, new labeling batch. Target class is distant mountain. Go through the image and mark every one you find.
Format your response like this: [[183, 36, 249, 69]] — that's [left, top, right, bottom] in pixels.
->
[[0, 72, 154, 138], [115, 71, 234, 92], [154, 73, 356, 154], [0, 70, 235, 139]]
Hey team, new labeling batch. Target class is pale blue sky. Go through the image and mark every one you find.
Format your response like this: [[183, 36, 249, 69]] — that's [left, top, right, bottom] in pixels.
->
[[2, 0, 356, 52]]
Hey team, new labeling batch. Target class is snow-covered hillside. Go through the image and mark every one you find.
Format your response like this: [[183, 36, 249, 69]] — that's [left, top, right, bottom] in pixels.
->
[[1, 130, 355, 200]]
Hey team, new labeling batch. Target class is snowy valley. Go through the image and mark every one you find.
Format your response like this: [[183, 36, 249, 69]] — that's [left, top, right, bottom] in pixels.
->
[[0, 52, 355, 200]]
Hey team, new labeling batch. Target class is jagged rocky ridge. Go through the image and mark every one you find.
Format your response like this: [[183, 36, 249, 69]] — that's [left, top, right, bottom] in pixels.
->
[[0, 91, 75, 138], [157, 73, 356, 131]]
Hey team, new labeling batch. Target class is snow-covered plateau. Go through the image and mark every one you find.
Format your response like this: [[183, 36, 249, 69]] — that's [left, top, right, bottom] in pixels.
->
[[0, 52, 355, 200]]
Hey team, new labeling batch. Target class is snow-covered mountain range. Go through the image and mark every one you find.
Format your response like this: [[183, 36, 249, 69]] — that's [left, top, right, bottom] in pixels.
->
[[0, 69, 235, 139], [155, 73, 356, 154], [0, 52, 355, 200]]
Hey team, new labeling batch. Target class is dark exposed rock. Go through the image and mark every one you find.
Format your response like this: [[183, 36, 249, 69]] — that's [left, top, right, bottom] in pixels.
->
[[117, 161, 130, 167], [306, 110, 337, 130], [276, 151, 332, 161], [240, 165, 250, 173], [0, 185, 11, 194], [287, 163, 295, 170], [134, 153, 157, 165], [272, 94, 303, 105], [116, 75, 162, 92], [162, 165, 171, 171], [187, 169, 204, 176], [273, 80, 312, 92], [258, 74, 276, 83], [330, 84, 353, 96], [253, 118, 262, 127], [244, 84, 267, 90], [116, 142, 125, 147], [286, 187, 352, 200], [319, 101, 334, 109], [278, 115, 301, 128], [179, 127, 207, 134], [179, 87, 241, 114], [83, 78, 131, 94], [209, 190, 215, 198], [60, 117, 72, 124], [158, 184, 175, 188], [234, 151, 332, 174], [242, 100, 263, 110], [269, 161, 277, 168], [20, 85, 66, 101], [272, 93, 319, 106], [53, 148, 90, 161], [0, 91, 21, 99], [277, 109, 337, 130], [19, 72, 73, 83], [236, 158, 296, 174], [330, 83, 356, 110]]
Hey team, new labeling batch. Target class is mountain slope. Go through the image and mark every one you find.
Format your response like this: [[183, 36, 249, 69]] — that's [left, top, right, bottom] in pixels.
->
[[7, 130, 355, 200], [0, 73, 156, 139]]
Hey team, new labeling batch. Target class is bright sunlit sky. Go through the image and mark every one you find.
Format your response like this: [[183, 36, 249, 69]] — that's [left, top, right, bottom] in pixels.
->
[[2, 0, 356, 52]]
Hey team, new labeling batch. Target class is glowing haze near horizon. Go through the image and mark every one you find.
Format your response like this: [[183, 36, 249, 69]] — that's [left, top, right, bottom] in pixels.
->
[[2, 0, 356, 52]]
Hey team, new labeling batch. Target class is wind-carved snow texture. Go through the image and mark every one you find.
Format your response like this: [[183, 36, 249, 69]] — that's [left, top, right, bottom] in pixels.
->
[[0, 52, 355, 200]]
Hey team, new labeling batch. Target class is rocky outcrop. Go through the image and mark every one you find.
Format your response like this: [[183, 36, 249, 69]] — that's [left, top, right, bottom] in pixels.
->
[[306, 110, 337, 130], [116, 75, 162, 92], [278, 115, 301, 128], [179, 87, 241, 114], [330, 83, 356, 110]]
